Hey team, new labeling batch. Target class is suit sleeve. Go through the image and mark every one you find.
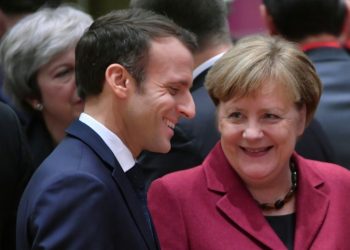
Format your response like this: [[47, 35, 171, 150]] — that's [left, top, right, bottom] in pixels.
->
[[296, 118, 336, 163], [148, 179, 188, 250], [0, 102, 33, 249], [28, 173, 120, 250]]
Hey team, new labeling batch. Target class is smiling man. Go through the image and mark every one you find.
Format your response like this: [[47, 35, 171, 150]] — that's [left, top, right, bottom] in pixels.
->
[[16, 8, 196, 250]]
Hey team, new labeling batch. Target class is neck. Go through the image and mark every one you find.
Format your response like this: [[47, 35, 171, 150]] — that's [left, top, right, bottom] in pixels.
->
[[43, 114, 70, 145], [246, 163, 296, 216], [84, 95, 141, 159]]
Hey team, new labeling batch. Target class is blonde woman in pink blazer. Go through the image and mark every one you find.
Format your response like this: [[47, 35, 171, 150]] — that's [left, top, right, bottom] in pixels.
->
[[148, 35, 350, 250]]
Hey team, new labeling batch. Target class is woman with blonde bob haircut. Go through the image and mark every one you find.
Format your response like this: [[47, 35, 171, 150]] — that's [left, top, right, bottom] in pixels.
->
[[147, 35, 350, 249]]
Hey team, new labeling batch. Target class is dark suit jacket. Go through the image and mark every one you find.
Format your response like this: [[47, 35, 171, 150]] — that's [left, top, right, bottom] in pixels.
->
[[0, 102, 33, 250], [16, 120, 158, 250], [23, 114, 55, 169], [148, 142, 350, 250], [296, 118, 336, 163], [305, 47, 350, 169], [139, 68, 220, 187]]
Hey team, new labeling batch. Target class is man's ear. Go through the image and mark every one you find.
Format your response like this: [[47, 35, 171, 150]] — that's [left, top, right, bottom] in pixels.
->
[[105, 64, 133, 99], [260, 4, 278, 35]]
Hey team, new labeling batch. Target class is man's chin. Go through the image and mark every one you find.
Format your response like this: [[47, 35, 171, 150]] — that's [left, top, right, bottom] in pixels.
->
[[153, 142, 171, 154]]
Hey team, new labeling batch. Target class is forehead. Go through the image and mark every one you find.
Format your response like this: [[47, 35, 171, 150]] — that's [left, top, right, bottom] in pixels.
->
[[231, 76, 297, 102], [147, 36, 192, 62], [143, 37, 194, 84]]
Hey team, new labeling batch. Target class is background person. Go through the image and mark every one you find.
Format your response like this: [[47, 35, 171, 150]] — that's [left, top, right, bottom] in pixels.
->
[[261, 0, 350, 169], [0, 101, 33, 250], [16, 8, 196, 249], [0, 0, 61, 103], [0, 5, 92, 167], [148, 35, 350, 250]]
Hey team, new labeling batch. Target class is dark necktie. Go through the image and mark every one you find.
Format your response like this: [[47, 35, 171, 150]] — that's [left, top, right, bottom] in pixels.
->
[[125, 163, 154, 236]]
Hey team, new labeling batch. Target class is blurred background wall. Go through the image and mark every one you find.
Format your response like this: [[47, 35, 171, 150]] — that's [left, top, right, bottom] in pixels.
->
[[62, 0, 266, 39], [228, 0, 266, 39]]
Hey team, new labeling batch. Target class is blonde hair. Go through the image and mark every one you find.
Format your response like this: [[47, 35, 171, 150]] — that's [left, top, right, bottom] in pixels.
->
[[205, 35, 322, 125]]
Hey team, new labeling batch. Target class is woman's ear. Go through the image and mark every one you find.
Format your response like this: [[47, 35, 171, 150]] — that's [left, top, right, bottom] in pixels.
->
[[105, 64, 133, 99], [216, 103, 224, 134], [297, 104, 307, 136], [26, 98, 44, 111]]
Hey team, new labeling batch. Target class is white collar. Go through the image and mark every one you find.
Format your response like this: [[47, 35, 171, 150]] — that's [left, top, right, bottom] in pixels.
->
[[79, 113, 135, 172], [193, 52, 225, 79]]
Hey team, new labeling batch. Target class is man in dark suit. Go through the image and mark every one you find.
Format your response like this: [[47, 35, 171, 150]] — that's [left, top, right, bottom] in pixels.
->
[[261, 0, 350, 169], [130, 0, 233, 186], [0, 102, 33, 250], [16, 9, 196, 249]]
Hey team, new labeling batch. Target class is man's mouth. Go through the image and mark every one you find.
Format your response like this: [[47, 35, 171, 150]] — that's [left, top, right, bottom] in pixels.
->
[[164, 118, 175, 130]]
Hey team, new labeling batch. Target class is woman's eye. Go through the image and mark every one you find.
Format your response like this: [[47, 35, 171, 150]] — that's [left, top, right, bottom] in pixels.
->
[[229, 112, 242, 119], [264, 113, 280, 120], [54, 68, 74, 83]]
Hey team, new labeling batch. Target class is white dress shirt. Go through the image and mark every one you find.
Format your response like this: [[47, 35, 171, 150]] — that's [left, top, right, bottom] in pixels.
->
[[79, 113, 135, 172], [192, 52, 225, 79]]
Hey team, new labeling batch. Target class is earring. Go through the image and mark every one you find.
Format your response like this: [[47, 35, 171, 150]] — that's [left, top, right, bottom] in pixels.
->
[[34, 103, 43, 111]]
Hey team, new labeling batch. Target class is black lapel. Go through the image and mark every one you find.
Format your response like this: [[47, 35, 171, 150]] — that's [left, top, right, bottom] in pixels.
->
[[191, 68, 210, 92]]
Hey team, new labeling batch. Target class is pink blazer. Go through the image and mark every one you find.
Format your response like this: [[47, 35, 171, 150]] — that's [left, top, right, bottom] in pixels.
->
[[148, 142, 350, 250]]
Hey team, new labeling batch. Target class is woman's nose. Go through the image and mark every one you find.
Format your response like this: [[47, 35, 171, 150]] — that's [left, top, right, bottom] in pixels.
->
[[242, 126, 263, 139]]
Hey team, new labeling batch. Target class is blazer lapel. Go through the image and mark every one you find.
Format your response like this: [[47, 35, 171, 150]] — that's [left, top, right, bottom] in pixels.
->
[[204, 143, 287, 249], [191, 68, 210, 92], [66, 120, 158, 250], [111, 168, 158, 250], [293, 155, 329, 250]]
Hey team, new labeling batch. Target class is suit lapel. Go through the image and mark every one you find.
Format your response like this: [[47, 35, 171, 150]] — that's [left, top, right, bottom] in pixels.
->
[[191, 68, 210, 92], [204, 143, 287, 249], [111, 168, 158, 250], [293, 155, 329, 249], [66, 120, 158, 250]]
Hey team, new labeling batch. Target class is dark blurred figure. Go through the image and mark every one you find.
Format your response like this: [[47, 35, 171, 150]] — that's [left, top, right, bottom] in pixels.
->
[[130, 0, 233, 186], [261, 0, 348, 168], [0, 101, 33, 250], [0, 5, 92, 168]]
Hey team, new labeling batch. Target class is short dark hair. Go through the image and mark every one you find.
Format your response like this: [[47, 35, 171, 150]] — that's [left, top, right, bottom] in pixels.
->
[[263, 0, 347, 41], [75, 8, 197, 100], [130, 0, 230, 49]]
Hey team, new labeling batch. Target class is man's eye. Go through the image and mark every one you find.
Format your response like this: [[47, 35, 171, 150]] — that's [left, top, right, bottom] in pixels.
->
[[169, 87, 179, 95]]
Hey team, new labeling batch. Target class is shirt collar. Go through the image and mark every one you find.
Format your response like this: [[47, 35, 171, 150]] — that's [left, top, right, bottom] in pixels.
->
[[193, 52, 225, 79], [79, 113, 135, 172], [301, 41, 341, 52]]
